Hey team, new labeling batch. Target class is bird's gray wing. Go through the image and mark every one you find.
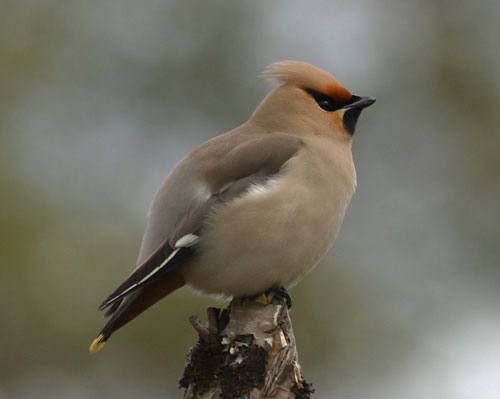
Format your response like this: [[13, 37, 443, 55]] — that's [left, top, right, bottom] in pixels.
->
[[99, 132, 303, 311], [167, 132, 304, 246]]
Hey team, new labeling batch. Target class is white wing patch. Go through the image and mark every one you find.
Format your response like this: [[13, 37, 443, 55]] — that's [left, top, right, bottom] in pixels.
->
[[243, 177, 282, 200], [245, 183, 270, 198], [174, 233, 199, 248]]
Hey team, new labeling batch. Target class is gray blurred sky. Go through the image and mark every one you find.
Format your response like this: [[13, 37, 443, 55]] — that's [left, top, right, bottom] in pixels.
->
[[1, 1, 499, 398]]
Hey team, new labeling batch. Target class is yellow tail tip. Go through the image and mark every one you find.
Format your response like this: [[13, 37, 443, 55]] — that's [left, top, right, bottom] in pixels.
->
[[89, 334, 106, 353]]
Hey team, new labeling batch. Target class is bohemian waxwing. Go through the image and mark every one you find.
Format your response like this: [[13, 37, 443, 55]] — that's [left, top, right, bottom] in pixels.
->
[[90, 61, 375, 352]]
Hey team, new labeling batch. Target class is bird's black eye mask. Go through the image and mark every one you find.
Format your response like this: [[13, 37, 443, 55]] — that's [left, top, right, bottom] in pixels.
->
[[305, 88, 359, 112]]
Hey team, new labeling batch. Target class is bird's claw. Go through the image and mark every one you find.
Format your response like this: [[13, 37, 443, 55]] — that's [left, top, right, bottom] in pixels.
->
[[268, 287, 292, 309]]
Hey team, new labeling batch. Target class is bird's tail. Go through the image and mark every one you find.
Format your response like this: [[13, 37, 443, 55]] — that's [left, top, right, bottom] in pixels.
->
[[89, 269, 185, 353]]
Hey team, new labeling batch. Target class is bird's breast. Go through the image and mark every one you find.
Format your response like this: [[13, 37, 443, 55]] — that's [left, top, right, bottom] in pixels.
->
[[182, 139, 356, 297]]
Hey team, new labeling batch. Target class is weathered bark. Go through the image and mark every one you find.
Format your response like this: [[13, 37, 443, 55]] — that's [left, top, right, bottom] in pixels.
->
[[180, 295, 314, 399]]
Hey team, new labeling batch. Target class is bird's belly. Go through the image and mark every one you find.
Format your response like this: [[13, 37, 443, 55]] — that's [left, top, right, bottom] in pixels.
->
[[181, 176, 351, 297]]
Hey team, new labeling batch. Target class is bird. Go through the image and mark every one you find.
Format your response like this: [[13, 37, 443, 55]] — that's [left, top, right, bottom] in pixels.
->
[[90, 61, 375, 353]]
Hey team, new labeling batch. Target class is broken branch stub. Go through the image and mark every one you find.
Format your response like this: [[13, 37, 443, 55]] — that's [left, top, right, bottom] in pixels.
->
[[180, 297, 314, 399]]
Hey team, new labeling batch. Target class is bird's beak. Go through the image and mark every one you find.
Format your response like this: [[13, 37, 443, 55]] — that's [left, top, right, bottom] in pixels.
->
[[343, 96, 376, 110], [341, 96, 376, 135]]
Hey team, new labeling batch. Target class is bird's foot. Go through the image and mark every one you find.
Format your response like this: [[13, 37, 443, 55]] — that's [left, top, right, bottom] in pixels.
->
[[240, 292, 269, 307], [266, 286, 292, 309], [239, 287, 292, 309]]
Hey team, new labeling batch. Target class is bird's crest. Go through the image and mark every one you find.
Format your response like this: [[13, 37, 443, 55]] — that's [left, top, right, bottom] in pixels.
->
[[261, 61, 352, 102]]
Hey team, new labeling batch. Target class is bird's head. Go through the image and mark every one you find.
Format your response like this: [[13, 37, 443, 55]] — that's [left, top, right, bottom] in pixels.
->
[[251, 61, 375, 139]]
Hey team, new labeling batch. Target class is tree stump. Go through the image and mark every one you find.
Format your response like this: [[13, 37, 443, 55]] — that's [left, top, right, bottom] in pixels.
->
[[180, 295, 314, 399]]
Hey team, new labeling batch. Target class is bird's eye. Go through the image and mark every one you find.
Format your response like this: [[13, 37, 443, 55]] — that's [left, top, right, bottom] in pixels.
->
[[317, 98, 331, 110], [305, 89, 347, 112]]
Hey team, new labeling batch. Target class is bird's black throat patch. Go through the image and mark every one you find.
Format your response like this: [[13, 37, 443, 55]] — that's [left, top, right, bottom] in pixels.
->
[[343, 107, 363, 135]]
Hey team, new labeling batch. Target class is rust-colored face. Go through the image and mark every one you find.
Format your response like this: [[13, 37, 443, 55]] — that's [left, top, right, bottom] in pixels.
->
[[305, 89, 376, 135], [260, 61, 375, 136], [316, 81, 352, 103], [330, 111, 346, 134]]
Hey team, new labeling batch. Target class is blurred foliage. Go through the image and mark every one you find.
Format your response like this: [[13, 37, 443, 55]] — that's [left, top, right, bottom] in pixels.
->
[[0, 0, 499, 398]]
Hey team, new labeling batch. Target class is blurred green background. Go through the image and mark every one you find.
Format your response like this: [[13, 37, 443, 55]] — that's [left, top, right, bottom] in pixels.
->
[[1, 1, 499, 398]]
